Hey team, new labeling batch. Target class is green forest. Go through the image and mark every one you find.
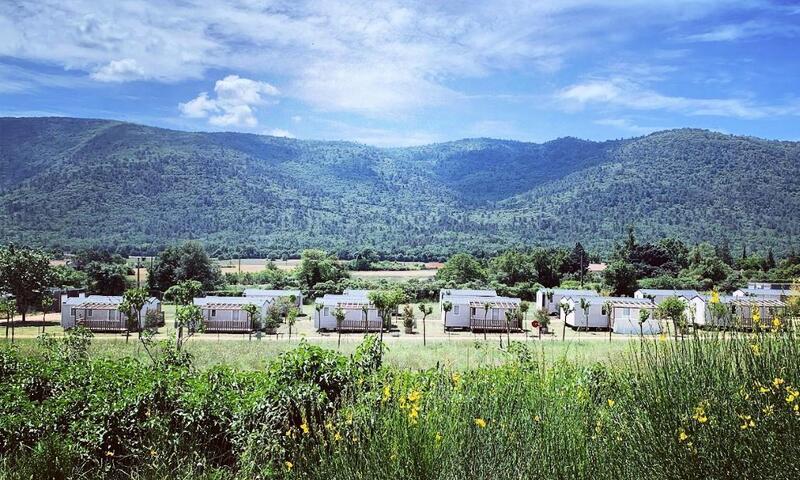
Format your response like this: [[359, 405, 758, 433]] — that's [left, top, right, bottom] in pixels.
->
[[1, 117, 799, 258]]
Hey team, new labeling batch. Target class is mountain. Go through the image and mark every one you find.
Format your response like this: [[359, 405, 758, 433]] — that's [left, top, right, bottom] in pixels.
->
[[1, 117, 798, 259]]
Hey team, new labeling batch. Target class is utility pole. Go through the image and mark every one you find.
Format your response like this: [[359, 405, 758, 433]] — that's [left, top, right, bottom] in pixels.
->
[[580, 251, 585, 288]]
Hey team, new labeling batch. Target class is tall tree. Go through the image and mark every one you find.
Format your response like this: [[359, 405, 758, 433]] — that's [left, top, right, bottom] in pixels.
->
[[418, 302, 433, 346], [149, 242, 221, 292], [368, 289, 407, 343], [120, 287, 148, 344], [0, 246, 53, 336], [441, 301, 453, 332], [603, 260, 638, 296], [436, 253, 486, 284]]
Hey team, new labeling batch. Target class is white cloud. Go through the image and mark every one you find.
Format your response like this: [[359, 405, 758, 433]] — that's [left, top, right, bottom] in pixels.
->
[[683, 20, 798, 43], [267, 128, 295, 138], [90, 58, 145, 82], [0, 0, 767, 116], [557, 77, 800, 119], [179, 75, 279, 128], [291, 115, 303, 123]]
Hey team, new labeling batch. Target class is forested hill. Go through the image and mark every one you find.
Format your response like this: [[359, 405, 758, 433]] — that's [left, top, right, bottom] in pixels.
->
[[1, 117, 798, 258]]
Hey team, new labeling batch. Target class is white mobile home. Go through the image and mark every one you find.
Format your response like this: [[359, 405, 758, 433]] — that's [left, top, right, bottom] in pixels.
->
[[440, 289, 522, 332], [315, 290, 381, 332], [732, 287, 799, 301], [536, 288, 599, 314], [61, 294, 162, 332], [193, 296, 269, 333], [634, 289, 700, 304], [690, 295, 786, 329], [561, 296, 659, 334], [243, 289, 303, 308]]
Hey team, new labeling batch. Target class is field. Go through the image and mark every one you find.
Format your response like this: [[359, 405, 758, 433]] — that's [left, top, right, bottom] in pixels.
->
[[2, 327, 799, 479]]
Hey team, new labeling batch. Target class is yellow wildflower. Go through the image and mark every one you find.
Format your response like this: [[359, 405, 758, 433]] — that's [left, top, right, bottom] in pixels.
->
[[763, 404, 775, 416], [408, 406, 420, 425], [534, 415, 541, 423], [452, 372, 462, 385], [607, 399, 615, 408], [710, 290, 720, 304], [435, 432, 443, 444], [407, 389, 422, 403], [334, 432, 342, 442], [692, 401, 709, 424], [150, 449, 157, 457], [285, 461, 293, 471], [325, 421, 334, 431], [750, 344, 761, 356], [382, 384, 391, 402], [738, 414, 756, 430], [785, 386, 799, 403], [105, 450, 114, 457], [772, 317, 782, 331], [474, 418, 487, 428], [753, 308, 761, 325], [678, 429, 689, 442], [300, 421, 310, 435], [773, 378, 785, 388]]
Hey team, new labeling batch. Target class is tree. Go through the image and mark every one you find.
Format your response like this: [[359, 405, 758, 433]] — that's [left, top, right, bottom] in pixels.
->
[[296, 249, 349, 294], [0, 298, 16, 342], [560, 301, 574, 341], [638, 308, 651, 337], [120, 287, 148, 344], [482, 301, 491, 341], [0, 246, 53, 337], [519, 301, 530, 327], [175, 304, 203, 351], [490, 250, 533, 285], [656, 296, 688, 340], [579, 298, 592, 334], [766, 248, 776, 271], [604, 300, 614, 342], [242, 303, 261, 341], [40, 295, 52, 334], [361, 304, 370, 335], [286, 305, 299, 340], [368, 289, 407, 343], [441, 301, 453, 332], [350, 248, 379, 271], [333, 307, 346, 348], [604, 260, 638, 296], [566, 242, 589, 282], [418, 302, 433, 346], [86, 262, 130, 295], [436, 253, 485, 284], [149, 242, 221, 292], [164, 280, 203, 346], [315, 303, 323, 330]]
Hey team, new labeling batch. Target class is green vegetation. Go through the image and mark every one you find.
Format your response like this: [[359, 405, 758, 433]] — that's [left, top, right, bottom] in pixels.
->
[[2, 327, 799, 479], [2, 118, 799, 257]]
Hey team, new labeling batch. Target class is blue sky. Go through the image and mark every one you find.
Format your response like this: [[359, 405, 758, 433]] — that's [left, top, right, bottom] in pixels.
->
[[1, 0, 799, 146]]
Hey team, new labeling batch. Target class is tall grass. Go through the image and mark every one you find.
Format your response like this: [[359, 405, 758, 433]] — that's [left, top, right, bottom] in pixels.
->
[[289, 331, 800, 479]]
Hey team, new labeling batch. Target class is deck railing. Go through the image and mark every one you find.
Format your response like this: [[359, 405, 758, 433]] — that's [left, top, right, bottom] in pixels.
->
[[76, 317, 129, 332], [469, 316, 522, 332], [205, 319, 254, 333], [337, 319, 383, 332]]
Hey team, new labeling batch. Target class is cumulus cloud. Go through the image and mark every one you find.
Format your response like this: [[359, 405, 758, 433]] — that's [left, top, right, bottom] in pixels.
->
[[179, 75, 279, 128], [90, 58, 145, 82]]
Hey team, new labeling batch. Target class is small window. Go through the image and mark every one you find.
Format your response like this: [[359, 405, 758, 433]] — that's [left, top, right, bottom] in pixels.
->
[[70, 308, 76, 317], [87, 310, 93, 317], [324, 307, 329, 316], [622, 308, 631, 318], [601, 306, 607, 316], [211, 309, 217, 317], [492, 309, 499, 320], [453, 305, 460, 315]]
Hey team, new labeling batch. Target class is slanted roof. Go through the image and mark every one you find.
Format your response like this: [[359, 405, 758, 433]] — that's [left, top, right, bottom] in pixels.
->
[[442, 289, 497, 298], [595, 296, 656, 308], [243, 289, 302, 298], [543, 288, 600, 296], [64, 295, 122, 306], [722, 296, 786, 307], [736, 288, 798, 297], [194, 296, 268, 308], [468, 297, 521, 309], [636, 289, 700, 298], [317, 292, 374, 308]]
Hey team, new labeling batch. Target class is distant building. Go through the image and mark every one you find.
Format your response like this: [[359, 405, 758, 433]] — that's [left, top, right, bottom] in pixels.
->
[[439, 289, 522, 332], [587, 263, 607, 273], [634, 289, 700, 304], [61, 294, 161, 332], [193, 296, 269, 333], [560, 296, 659, 334], [242, 289, 303, 307], [535, 288, 599, 314], [314, 290, 381, 332], [690, 295, 786, 329], [732, 287, 798, 301]]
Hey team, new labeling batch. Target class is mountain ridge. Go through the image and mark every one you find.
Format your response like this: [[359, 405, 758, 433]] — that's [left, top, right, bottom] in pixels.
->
[[1, 117, 798, 258]]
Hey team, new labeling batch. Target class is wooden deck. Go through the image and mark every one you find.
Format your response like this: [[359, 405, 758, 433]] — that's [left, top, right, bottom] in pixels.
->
[[469, 317, 523, 332], [205, 319, 254, 333], [336, 319, 383, 332]]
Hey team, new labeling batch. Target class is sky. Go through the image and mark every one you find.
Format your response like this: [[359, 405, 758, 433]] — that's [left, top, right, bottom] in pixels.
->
[[1, 0, 799, 147]]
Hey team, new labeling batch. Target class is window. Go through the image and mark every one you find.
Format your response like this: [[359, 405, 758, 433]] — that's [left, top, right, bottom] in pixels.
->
[[601, 306, 607, 316], [324, 307, 329, 317], [70, 308, 76, 317], [492, 309, 499, 320], [211, 309, 217, 317], [453, 305, 460, 315], [622, 308, 631, 319], [87, 309, 93, 317]]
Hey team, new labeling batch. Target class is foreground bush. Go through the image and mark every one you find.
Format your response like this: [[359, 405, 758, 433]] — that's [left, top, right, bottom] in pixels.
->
[[1, 330, 799, 479]]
